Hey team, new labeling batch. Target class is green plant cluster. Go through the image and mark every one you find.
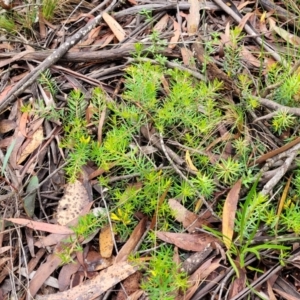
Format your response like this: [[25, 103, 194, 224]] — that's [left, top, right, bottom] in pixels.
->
[[53, 60, 266, 241], [33, 27, 300, 295], [139, 245, 189, 299]]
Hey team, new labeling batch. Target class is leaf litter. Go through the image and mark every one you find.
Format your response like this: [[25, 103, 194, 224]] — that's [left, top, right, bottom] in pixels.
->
[[1, 0, 300, 299]]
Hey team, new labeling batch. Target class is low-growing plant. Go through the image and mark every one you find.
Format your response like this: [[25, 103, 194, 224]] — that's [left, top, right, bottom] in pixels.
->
[[223, 27, 244, 77], [42, 0, 59, 21], [0, 14, 16, 32], [139, 245, 189, 299], [271, 109, 296, 134]]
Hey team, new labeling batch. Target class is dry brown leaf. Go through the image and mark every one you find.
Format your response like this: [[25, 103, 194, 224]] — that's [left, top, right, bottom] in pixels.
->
[[188, 0, 201, 35], [35, 233, 72, 248], [38, 9, 47, 39], [181, 245, 213, 275], [273, 289, 300, 300], [0, 257, 10, 269], [241, 46, 261, 67], [0, 246, 11, 255], [267, 280, 277, 300], [0, 119, 16, 134], [276, 175, 292, 232], [115, 271, 142, 300], [35, 203, 93, 248], [6, 218, 73, 234], [99, 34, 115, 49], [9, 130, 25, 168], [169, 20, 180, 49], [222, 179, 242, 249], [35, 261, 137, 300], [0, 136, 13, 148], [85, 250, 112, 271], [156, 231, 219, 251], [29, 253, 62, 297], [269, 18, 300, 46], [27, 248, 47, 274], [102, 12, 125, 42], [57, 180, 90, 225], [180, 47, 196, 68], [153, 14, 169, 32], [185, 257, 221, 300], [99, 225, 114, 258], [127, 290, 145, 300], [115, 217, 147, 263], [228, 267, 246, 298], [168, 199, 210, 232], [58, 261, 81, 292], [17, 127, 44, 164], [78, 26, 101, 46], [185, 150, 198, 172]]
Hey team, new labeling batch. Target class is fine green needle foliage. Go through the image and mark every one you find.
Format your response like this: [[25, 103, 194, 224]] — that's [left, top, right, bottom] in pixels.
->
[[271, 109, 296, 134], [267, 64, 300, 106], [51, 53, 291, 296], [60, 90, 90, 182], [215, 157, 242, 185], [140, 245, 189, 299], [0, 15, 16, 32], [223, 27, 244, 77], [42, 0, 59, 21], [38, 69, 58, 96]]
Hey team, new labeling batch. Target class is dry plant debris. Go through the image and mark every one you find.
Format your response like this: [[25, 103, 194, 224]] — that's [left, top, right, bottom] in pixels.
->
[[1, 0, 300, 299], [56, 180, 89, 225]]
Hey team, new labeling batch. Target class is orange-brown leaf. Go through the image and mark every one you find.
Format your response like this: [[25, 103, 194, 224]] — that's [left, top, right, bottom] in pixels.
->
[[99, 225, 114, 258], [222, 179, 242, 249]]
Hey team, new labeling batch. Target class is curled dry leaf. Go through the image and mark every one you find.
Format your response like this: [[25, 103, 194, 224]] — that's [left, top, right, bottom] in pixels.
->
[[168, 19, 180, 49], [17, 127, 44, 164], [6, 218, 73, 234], [269, 18, 300, 46], [57, 180, 90, 225]]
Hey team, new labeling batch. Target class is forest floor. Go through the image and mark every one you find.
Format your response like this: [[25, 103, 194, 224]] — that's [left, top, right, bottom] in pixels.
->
[[1, 0, 300, 299]]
